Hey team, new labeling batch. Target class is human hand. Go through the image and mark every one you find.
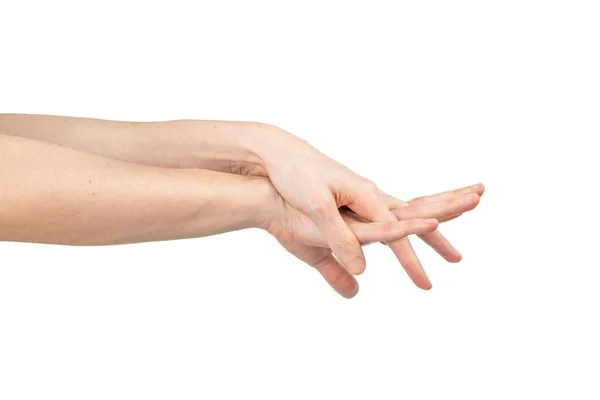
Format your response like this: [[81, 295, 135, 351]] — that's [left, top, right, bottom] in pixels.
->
[[344, 184, 484, 288], [241, 123, 484, 289], [262, 188, 440, 249], [261, 183, 482, 298]]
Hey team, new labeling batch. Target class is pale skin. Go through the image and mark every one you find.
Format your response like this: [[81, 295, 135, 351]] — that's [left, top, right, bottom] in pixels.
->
[[0, 114, 484, 298]]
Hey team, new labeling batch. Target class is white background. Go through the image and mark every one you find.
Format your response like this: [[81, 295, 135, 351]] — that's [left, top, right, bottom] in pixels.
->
[[1, 1, 599, 399]]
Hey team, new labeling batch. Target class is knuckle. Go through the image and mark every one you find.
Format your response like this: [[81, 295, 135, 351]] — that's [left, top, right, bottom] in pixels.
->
[[377, 222, 393, 236], [407, 220, 421, 230], [383, 222, 400, 236], [334, 235, 359, 251], [397, 208, 412, 220], [312, 254, 331, 270], [362, 179, 380, 196], [308, 199, 333, 217], [445, 197, 458, 206]]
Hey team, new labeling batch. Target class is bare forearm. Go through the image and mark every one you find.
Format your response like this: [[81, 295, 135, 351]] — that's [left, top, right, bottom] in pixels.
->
[[0, 114, 268, 172], [0, 134, 273, 245]]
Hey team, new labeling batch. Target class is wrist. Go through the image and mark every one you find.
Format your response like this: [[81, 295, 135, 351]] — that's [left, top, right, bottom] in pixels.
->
[[147, 120, 302, 176], [177, 170, 281, 234], [230, 122, 304, 173], [137, 120, 265, 173], [246, 176, 285, 230], [188, 120, 274, 174], [215, 121, 271, 175]]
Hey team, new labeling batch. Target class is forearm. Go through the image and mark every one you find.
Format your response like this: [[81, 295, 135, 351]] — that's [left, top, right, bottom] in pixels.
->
[[0, 114, 272, 173], [0, 134, 274, 245]]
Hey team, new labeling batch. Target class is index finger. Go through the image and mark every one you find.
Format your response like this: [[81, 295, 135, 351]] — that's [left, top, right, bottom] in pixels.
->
[[348, 193, 432, 290]]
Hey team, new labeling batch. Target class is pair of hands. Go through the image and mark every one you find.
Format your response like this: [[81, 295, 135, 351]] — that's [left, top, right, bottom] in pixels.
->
[[232, 124, 484, 298]]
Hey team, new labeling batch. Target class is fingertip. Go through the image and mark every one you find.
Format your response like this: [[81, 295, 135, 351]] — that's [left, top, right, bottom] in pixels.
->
[[412, 274, 433, 291], [449, 244, 464, 262], [474, 183, 485, 196], [352, 264, 366, 276], [344, 284, 360, 299], [345, 256, 366, 275], [467, 193, 481, 204], [317, 257, 360, 298], [416, 278, 433, 290], [446, 252, 463, 263], [427, 218, 440, 230]]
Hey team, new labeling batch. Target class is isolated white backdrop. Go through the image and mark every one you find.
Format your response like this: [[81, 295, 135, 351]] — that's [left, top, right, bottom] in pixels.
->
[[1, 1, 599, 399]]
